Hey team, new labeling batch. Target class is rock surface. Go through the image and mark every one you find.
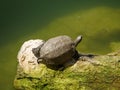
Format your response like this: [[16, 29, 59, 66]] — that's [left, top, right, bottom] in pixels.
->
[[14, 40, 120, 90], [17, 39, 44, 73]]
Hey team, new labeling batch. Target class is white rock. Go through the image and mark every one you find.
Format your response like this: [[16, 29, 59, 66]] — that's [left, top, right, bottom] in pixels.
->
[[17, 39, 44, 72]]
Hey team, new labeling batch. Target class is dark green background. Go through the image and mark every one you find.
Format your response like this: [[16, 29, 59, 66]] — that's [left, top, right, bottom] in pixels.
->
[[0, 0, 120, 90]]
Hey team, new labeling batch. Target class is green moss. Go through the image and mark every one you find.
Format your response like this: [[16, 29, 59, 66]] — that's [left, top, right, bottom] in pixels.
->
[[14, 53, 120, 90]]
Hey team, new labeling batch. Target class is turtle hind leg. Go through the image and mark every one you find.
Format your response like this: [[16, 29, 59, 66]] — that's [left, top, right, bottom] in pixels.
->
[[74, 35, 82, 47], [72, 50, 80, 60]]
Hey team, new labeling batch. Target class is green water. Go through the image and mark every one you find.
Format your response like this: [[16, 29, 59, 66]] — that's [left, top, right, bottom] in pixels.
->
[[0, 0, 120, 90]]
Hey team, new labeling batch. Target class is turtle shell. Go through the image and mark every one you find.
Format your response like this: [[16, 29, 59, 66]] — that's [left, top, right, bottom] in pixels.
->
[[40, 35, 75, 65]]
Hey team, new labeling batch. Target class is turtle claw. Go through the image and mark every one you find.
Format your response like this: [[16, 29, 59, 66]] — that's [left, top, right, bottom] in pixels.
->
[[37, 58, 43, 63]]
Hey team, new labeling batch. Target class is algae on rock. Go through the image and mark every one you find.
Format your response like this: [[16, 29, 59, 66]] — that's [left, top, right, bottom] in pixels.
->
[[14, 50, 120, 90]]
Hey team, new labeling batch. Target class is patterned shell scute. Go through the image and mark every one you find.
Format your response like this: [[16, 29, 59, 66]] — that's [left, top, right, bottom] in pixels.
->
[[40, 35, 74, 60]]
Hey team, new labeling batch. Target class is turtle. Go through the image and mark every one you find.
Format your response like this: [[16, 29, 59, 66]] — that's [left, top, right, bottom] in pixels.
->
[[32, 35, 82, 68]]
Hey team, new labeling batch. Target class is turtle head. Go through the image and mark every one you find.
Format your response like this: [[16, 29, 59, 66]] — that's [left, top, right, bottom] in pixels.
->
[[32, 43, 45, 63], [32, 47, 43, 63], [74, 35, 82, 47], [32, 42, 45, 58], [32, 47, 40, 58]]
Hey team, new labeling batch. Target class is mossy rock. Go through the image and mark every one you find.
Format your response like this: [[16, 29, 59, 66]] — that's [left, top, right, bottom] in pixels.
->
[[14, 51, 120, 90]]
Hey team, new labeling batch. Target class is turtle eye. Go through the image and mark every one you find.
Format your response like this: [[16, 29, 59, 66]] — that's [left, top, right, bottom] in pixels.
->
[[32, 48, 40, 58]]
